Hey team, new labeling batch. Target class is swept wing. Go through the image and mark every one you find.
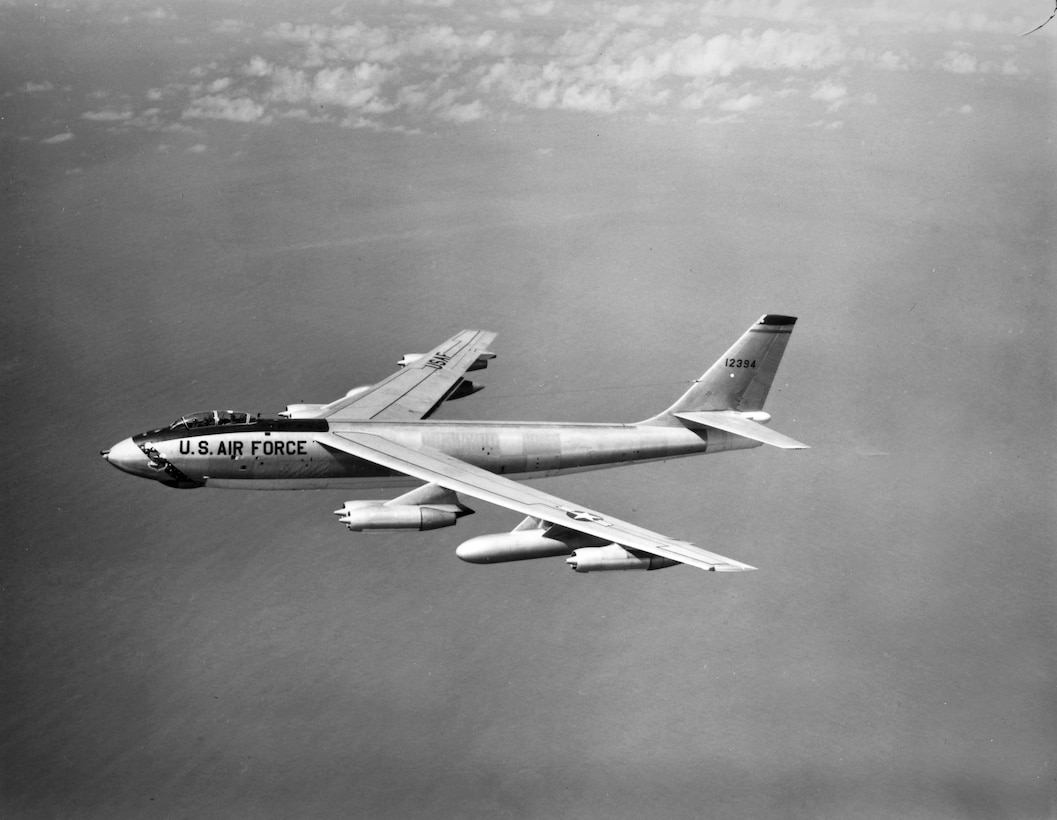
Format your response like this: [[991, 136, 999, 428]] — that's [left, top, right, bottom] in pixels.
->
[[323, 329, 497, 422], [318, 431, 756, 572]]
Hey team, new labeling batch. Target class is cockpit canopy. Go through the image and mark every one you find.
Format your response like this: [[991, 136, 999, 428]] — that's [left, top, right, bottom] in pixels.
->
[[169, 410, 256, 430]]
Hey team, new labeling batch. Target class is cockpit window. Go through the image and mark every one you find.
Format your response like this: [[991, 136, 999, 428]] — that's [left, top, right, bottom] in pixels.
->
[[169, 411, 255, 430], [170, 412, 210, 430]]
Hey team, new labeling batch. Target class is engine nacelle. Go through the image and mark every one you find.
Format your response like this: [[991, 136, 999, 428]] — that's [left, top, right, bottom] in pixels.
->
[[335, 501, 459, 532], [279, 403, 326, 418], [456, 529, 605, 564], [281, 386, 372, 418], [565, 544, 679, 573], [467, 352, 495, 372], [445, 379, 483, 401]]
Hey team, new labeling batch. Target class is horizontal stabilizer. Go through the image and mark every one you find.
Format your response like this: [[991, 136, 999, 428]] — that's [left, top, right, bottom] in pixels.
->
[[675, 411, 808, 450]]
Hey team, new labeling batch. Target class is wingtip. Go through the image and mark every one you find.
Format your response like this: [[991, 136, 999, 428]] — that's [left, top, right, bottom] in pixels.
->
[[713, 562, 757, 572], [759, 314, 797, 326]]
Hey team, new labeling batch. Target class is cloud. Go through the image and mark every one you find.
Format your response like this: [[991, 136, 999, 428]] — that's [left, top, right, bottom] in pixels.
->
[[810, 80, 847, 103], [206, 77, 233, 93], [870, 50, 910, 71], [431, 93, 487, 121], [212, 18, 251, 35], [280, 108, 332, 124], [997, 59, 1024, 77], [718, 92, 763, 112], [19, 80, 54, 93], [937, 51, 977, 74], [242, 56, 273, 78], [558, 84, 622, 113], [339, 115, 420, 135], [120, 2, 1034, 134], [82, 108, 135, 122], [469, 25, 842, 116], [268, 63, 396, 113], [810, 79, 847, 111], [933, 51, 1026, 76], [41, 132, 74, 144], [251, 16, 850, 124], [182, 95, 269, 123], [115, 5, 172, 24], [666, 27, 845, 77], [679, 81, 731, 110], [697, 112, 741, 125]]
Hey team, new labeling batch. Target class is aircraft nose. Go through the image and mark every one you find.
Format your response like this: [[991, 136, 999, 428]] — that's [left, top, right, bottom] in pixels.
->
[[102, 437, 146, 475]]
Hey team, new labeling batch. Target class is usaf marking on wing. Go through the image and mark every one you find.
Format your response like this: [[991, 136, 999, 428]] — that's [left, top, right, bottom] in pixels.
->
[[102, 316, 807, 574], [559, 508, 613, 527]]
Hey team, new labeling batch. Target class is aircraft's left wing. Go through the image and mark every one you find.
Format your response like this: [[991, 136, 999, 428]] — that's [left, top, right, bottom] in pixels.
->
[[323, 330, 496, 422], [318, 430, 756, 572]]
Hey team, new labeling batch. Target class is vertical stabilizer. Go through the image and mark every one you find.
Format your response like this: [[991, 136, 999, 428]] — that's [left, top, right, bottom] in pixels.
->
[[643, 315, 797, 424]]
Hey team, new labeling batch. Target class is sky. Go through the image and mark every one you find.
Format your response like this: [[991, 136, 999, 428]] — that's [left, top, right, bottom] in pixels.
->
[[1, 1, 1054, 818]]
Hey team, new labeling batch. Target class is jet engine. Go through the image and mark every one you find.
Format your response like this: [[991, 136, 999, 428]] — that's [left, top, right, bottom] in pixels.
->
[[444, 379, 483, 401], [279, 403, 326, 418], [280, 386, 372, 418], [565, 544, 679, 572], [335, 501, 460, 532], [335, 484, 473, 532]]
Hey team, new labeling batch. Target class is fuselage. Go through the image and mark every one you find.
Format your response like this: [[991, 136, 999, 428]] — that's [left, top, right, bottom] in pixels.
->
[[104, 416, 759, 490]]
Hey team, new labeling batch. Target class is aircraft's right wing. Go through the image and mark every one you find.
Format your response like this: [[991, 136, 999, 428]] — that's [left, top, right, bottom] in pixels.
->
[[318, 430, 757, 572]]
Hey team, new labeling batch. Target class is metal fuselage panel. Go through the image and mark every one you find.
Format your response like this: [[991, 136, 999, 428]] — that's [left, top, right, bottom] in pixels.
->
[[133, 421, 758, 490]]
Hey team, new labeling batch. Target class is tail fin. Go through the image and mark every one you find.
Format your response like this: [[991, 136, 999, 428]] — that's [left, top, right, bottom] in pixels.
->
[[643, 315, 797, 424]]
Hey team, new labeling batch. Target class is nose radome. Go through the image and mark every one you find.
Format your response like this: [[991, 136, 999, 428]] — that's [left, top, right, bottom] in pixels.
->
[[103, 437, 146, 475]]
